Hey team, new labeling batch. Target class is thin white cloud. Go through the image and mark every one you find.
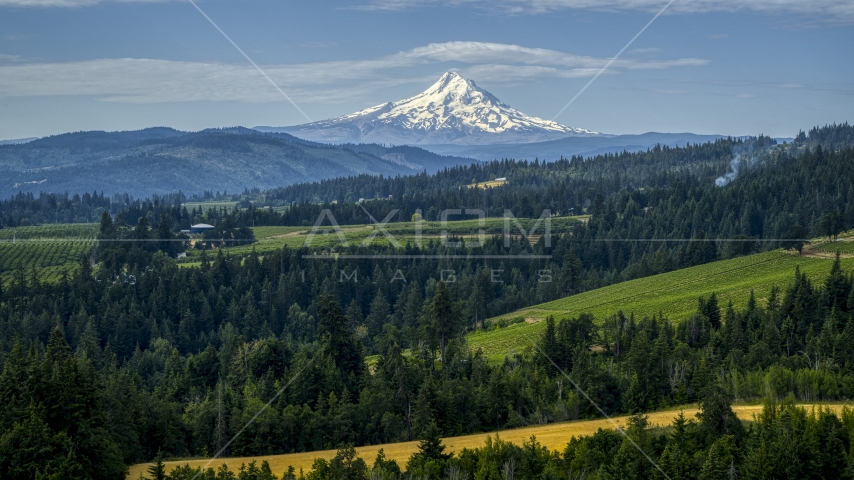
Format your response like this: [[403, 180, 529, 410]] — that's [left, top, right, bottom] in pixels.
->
[[0, 42, 707, 103], [455, 64, 608, 85], [399, 41, 705, 69], [355, 0, 854, 22]]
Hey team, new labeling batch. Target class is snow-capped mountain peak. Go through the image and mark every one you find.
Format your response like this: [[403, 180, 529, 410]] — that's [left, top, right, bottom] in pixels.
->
[[263, 72, 598, 145]]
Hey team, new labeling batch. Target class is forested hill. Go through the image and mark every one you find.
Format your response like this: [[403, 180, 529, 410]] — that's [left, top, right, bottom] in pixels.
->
[[795, 122, 854, 151], [261, 136, 754, 212], [2, 237, 854, 478], [0, 127, 473, 198], [208, 132, 854, 247], [256, 123, 851, 207], [1, 123, 850, 230], [1, 123, 854, 478]]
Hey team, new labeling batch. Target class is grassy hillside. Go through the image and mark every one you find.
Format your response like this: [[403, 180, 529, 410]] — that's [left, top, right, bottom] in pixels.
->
[[468, 250, 854, 360], [813, 233, 854, 254], [0, 223, 97, 282], [125, 403, 848, 479]]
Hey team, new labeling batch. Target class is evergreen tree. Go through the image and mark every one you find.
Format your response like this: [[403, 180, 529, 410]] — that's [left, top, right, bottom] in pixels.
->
[[699, 435, 737, 480], [364, 293, 391, 347], [416, 421, 449, 462], [147, 451, 167, 480], [318, 295, 364, 389], [430, 282, 459, 362], [696, 384, 744, 447]]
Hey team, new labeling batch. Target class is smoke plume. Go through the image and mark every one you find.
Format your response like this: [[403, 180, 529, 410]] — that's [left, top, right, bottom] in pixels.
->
[[715, 139, 772, 187], [715, 155, 741, 187]]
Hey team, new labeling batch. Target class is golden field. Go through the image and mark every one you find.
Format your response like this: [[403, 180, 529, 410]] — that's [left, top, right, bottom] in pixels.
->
[[127, 404, 848, 479]]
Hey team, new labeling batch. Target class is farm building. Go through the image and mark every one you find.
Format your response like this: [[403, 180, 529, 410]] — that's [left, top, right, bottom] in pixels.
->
[[189, 223, 215, 234]]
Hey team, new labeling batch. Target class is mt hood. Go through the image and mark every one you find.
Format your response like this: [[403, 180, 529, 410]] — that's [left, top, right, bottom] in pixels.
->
[[257, 72, 598, 145]]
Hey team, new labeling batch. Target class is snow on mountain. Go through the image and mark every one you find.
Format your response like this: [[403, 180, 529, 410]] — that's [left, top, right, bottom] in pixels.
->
[[258, 72, 599, 146]]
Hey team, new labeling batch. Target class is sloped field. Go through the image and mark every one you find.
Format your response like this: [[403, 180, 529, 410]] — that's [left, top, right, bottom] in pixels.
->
[[468, 250, 854, 359], [126, 404, 848, 479]]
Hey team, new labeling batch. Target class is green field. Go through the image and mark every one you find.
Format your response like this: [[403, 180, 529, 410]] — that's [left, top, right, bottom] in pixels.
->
[[0, 223, 98, 240], [182, 216, 587, 260], [181, 225, 355, 260], [0, 224, 98, 282], [468, 250, 854, 359]]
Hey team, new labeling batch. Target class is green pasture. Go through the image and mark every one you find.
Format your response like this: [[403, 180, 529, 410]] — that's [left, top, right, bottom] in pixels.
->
[[467, 250, 854, 359], [182, 215, 588, 260]]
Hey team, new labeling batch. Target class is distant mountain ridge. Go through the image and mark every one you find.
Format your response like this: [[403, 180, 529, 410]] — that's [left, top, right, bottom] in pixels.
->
[[0, 127, 474, 198], [426, 132, 739, 161], [257, 72, 598, 146], [0, 137, 39, 146]]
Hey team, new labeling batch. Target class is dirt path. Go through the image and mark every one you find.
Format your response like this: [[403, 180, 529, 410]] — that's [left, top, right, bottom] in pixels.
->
[[267, 230, 309, 239], [126, 403, 848, 479], [266, 226, 375, 240]]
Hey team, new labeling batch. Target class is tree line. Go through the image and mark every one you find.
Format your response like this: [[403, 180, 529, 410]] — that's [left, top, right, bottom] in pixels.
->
[[1, 123, 853, 479], [142, 399, 854, 480], [3, 123, 851, 232], [1, 252, 853, 478]]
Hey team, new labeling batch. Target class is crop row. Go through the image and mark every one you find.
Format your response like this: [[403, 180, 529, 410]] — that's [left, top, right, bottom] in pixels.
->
[[814, 240, 854, 254], [0, 240, 94, 275], [0, 223, 99, 240]]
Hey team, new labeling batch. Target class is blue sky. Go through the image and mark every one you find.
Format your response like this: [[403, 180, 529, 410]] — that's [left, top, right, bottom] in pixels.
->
[[0, 0, 851, 139]]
